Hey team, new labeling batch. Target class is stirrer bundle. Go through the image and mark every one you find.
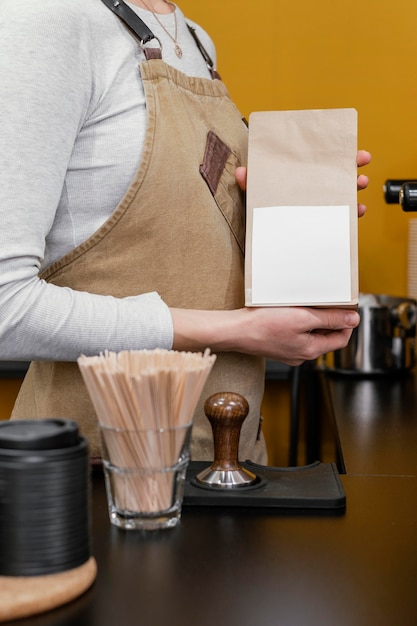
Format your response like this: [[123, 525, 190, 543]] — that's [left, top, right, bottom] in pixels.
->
[[78, 349, 216, 516]]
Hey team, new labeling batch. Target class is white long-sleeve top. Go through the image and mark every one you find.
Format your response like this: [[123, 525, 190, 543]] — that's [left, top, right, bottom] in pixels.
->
[[0, 0, 216, 361]]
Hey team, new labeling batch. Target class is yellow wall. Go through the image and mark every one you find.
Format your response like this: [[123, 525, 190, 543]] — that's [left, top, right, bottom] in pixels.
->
[[181, 0, 417, 296]]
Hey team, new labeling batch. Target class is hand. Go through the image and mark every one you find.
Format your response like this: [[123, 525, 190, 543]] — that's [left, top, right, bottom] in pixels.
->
[[235, 148, 372, 217], [170, 306, 360, 366], [228, 306, 360, 366]]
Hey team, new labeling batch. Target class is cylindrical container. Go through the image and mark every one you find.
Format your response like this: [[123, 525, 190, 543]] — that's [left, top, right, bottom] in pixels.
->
[[400, 183, 417, 212], [99, 422, 192, 531], [321, 294, 417, 376], [0, 419, 90, 576], [383, 179, 417, 204]]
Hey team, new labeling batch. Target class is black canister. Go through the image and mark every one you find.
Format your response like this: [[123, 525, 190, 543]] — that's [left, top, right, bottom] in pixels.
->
[[0, 419, 91, 577]]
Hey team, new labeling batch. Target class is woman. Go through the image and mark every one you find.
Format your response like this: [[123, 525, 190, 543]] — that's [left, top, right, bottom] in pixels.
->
[[0, 0, 370, 462]]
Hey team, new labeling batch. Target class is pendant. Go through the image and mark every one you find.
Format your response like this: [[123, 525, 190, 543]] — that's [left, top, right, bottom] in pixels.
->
[[175, 44, 183, 59]]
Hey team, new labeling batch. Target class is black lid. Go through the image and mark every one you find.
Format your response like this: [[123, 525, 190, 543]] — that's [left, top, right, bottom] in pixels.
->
[[0, 419, 79, 451]]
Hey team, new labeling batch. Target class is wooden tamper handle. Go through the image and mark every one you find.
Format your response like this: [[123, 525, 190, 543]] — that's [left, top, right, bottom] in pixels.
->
[[195, 392, 257, 488]]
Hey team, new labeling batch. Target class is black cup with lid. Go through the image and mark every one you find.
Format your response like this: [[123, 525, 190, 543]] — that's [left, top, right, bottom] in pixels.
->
[[0, 419, 91, 576]]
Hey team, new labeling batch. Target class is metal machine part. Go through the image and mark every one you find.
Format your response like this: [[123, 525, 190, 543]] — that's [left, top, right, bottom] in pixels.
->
[[321, 294, 417, 376], [383, 179, 417, 210], [400, 183, 417, 212]]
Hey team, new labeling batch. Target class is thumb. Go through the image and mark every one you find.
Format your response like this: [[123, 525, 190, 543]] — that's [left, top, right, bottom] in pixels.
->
[[311, 309, 360, 332]]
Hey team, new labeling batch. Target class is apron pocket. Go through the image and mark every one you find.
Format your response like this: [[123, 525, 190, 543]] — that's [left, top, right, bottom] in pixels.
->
[[200, 131, 246, 254]]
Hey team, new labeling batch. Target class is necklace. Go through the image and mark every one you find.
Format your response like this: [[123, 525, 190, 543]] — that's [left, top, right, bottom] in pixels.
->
[[139, 0, 182, 58]]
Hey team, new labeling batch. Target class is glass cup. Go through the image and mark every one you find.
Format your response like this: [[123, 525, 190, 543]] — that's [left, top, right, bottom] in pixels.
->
[[99, 422, 192, 531]]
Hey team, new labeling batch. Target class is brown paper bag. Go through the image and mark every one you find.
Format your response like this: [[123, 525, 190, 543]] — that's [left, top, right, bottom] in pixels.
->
[[245, 108, 358, 307]]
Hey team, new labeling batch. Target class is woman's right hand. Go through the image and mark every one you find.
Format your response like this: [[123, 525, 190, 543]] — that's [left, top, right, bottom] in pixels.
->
[[170, 305, 359, 366]]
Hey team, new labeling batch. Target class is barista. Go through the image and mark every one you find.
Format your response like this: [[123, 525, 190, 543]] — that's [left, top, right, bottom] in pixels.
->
[[0, 0, 370, 462]]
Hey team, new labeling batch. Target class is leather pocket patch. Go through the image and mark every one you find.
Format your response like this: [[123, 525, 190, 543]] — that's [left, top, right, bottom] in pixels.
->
[[199, 130, 246, 254], [199, 131, 231, 195]]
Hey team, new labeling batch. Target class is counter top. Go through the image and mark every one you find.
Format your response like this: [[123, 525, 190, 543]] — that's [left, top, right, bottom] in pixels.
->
[[4, 470, 417, 626], [324, 370, 417, 476], [2, 369, 417, 626]]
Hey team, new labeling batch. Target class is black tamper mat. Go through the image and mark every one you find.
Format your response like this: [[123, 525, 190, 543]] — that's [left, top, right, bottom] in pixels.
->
[[184, 460, 346, 510], [184, 392, 346, 511]]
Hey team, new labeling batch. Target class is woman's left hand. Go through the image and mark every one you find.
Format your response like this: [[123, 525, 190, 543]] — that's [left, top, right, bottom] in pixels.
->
[[235, 149, 372, 217]]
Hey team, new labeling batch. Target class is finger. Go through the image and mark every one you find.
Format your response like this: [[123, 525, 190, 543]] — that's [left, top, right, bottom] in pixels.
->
[[235, 166, 247, 191], [307, 328, 354, 359], [307, 308, 360, 332], [279, 326, 355, 366], [357, 150, 371, 167], [357, 203, 367, 218], [357, 173, 369, 191]]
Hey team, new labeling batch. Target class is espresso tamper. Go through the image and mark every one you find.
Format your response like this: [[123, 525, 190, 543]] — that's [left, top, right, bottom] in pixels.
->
[[195, 392, 258, 488]]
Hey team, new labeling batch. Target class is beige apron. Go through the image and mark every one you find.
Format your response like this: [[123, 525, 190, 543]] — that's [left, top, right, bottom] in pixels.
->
[[11, 58, 266, 464]]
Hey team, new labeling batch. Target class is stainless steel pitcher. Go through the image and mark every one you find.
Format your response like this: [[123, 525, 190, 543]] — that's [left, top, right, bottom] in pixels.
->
[[321, 294, 417, 376]]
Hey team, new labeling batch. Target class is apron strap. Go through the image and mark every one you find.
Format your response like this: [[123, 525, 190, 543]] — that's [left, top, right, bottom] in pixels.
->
[[100, 0, 220, 77], [100, 0, 163, 59], [186, 25, 221, 80]]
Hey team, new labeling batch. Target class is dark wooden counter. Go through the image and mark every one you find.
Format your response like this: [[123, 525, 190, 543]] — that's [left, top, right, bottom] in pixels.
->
[[324, 370, 417, 476], [2, 369, 417, 626], [5, 470, 417, 626]]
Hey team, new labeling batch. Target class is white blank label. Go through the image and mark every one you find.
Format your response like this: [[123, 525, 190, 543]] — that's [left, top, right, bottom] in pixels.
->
[[251, 205, 351, 305]]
